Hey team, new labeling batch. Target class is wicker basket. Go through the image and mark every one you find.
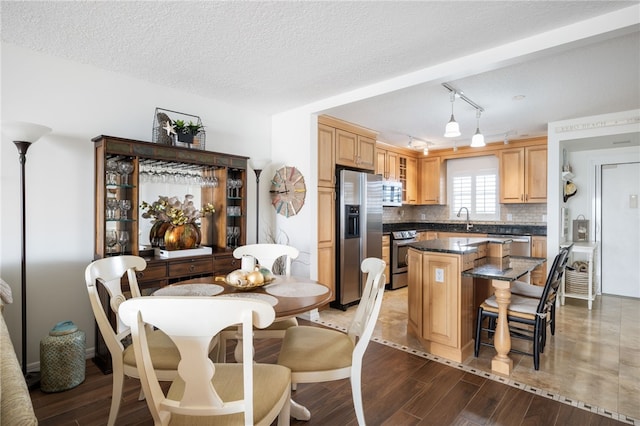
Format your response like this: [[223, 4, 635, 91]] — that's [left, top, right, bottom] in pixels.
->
[[565, 268, 591, 295], [152, 107, 206, 149]]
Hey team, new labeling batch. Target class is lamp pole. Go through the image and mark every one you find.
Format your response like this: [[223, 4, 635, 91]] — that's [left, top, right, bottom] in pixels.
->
[[3, 122, 51, 388], [253, 168, 262, 243], [15, 141, 31, 377], [249, 159, 270, 244]]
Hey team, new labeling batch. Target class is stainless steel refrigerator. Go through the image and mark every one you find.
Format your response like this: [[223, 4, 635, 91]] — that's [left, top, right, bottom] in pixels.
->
[[333, 169, 383, 310]]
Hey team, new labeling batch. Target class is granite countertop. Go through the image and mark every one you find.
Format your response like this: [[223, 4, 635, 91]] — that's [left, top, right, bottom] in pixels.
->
[[462, 256, 546, 281], [383, 221, 547, 236], [408, 237, 512, 255]]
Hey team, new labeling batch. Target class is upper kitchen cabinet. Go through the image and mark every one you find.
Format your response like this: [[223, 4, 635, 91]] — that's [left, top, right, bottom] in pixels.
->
[[318, 123, 336, 187], [336, 129, 376, 170], [419, 156, 446, 205], [320, 115, 377, 171], [400, 156, 418, 204], [376, 147, 399, 181], [499, 142, 547, 203]]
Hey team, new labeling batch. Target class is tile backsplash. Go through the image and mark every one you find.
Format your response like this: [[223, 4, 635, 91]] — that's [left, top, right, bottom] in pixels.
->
[[383, 204, 547, 225]]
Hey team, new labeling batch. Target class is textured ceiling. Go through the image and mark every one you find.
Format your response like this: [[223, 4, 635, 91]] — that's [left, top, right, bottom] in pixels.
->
[[2, 1, 639, 149]]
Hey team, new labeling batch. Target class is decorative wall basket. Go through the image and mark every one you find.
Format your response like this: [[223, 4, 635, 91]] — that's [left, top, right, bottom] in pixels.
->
[[152, 107, 206, 150]]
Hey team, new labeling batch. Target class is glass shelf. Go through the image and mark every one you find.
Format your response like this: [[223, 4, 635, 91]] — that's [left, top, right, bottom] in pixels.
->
[[106, 184, 136, 189]]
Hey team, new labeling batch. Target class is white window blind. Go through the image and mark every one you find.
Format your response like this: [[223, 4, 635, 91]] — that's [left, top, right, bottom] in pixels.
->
[[447, 156, 499, 220]]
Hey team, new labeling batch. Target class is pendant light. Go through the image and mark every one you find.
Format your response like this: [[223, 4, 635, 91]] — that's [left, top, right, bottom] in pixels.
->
[[444, 91, 461, 138], [470, 109, 485, 147]]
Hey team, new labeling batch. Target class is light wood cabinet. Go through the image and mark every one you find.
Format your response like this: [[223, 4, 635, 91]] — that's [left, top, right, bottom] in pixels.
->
[[318, 124, 335, 187], [500, 145, 547, 203], [400, 156, 418, 204], [407, 248, 423, 335], [417, 231, 438, 241], [382, 235, 391, 286], [376, 149, 399, 181], [317, 186, 336, 301], [418, 156, 446, 205], [336, 129, 375, 171], [531, 236, 547, 286], [407, 248, 474, 362]]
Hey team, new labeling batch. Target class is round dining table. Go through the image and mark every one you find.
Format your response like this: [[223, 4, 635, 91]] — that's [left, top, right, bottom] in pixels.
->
[[152, 274, 333, 421]]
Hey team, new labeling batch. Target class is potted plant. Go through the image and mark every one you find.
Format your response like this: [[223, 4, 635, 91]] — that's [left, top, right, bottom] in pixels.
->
[[173, 120, 204, 144]]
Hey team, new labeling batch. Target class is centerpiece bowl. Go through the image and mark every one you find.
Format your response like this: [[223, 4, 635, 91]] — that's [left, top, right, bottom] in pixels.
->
[[224, 268, 276, 291]]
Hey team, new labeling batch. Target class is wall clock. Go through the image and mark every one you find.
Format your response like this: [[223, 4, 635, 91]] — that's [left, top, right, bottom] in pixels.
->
[[269, 166, 306, 217]]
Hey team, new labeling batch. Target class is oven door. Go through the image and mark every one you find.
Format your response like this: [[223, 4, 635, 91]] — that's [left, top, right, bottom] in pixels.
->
[[392, 239, 416, 274]]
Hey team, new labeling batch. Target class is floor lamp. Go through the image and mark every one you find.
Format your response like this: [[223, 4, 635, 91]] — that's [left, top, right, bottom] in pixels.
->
[[249, 159, 270, 243], [2, 121, 52, 388]]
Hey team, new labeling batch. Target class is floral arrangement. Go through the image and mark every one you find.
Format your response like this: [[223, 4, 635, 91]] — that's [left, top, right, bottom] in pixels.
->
[[141, 195, 215, 226]]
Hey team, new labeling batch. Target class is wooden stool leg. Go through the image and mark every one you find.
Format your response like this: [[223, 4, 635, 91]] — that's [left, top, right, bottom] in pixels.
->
[[490, 280, 513, 375]]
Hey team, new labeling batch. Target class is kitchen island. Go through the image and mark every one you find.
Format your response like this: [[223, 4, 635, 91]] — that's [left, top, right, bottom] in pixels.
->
[[407, 237, 544, 374]]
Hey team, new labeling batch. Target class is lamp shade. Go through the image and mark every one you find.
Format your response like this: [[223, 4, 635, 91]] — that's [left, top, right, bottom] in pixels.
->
[[2, 121, 52, 143], [249, 158, 270, 171], [444, 116, 461, 138], [471, 130, 485, 147]]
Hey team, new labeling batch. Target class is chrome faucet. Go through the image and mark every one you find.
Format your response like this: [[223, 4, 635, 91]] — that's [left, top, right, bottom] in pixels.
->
[[457, 207, 473, 231]]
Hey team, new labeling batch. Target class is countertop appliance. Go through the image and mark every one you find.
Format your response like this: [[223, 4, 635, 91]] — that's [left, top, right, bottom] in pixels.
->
[[334, 169, 382, 310], [390, 230, 417, 289]]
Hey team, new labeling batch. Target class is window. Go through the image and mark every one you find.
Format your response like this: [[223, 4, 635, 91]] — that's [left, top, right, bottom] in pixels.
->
[[447, 156, 499, 220]]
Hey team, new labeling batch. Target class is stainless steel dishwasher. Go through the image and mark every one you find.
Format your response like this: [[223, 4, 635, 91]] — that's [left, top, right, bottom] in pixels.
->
[[487, 234, 532, 257]]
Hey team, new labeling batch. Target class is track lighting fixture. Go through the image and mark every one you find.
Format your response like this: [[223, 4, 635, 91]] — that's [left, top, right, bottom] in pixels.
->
[[470, 109, 485, 147], [423, 146, 429, 155], [444, 91, 461, 138], [407, 136, 414, 149], [453, 142, 458, 152]]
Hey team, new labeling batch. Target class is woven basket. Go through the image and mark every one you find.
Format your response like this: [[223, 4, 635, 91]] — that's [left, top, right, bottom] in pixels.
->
[[565, 269, 591, 295]]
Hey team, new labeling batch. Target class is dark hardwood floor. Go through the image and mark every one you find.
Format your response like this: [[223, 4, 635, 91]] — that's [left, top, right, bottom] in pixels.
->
[[30, 320, 626, 426]]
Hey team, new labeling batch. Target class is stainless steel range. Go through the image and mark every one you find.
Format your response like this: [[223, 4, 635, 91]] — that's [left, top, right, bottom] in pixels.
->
[[389, 230, 417, 289]]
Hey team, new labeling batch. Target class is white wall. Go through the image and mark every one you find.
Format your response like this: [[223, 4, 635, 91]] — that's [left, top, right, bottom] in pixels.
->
[[1, 43, 271, 369], [563, 145, 640, 241], [547, 109, 640, 262]]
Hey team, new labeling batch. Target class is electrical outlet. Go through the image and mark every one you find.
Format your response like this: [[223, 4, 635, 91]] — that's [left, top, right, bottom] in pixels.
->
[[542, 214, 547, 221], [507, 214, 513, 221], [421, 213, 426, 220], [435, 268, 444, 283]]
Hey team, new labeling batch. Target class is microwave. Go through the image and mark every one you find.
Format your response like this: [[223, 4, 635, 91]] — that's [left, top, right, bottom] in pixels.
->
[[382, 181, 403, 206]]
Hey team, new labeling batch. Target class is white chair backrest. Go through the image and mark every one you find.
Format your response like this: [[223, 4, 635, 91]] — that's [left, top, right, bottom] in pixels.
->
[[348, 257, 386, 359], [84, 256, 147, 354], [233, 244, 300, 276], [119, 296, 275, 425]]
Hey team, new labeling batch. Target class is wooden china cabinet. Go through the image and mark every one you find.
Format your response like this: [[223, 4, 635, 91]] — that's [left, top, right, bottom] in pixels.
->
[[92, 135, 248, 373]]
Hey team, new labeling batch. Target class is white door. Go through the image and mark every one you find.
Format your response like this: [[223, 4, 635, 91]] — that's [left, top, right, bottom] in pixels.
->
[[601, 162, 640, 297]]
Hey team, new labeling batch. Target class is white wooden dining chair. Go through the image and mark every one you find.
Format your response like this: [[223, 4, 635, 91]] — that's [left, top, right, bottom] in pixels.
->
[[277, 257, 386, 426], [218, 244, 300, 361], [84, 256, 181, 426], [232, 243, 299, 276], [119, 296, 291, 426]]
